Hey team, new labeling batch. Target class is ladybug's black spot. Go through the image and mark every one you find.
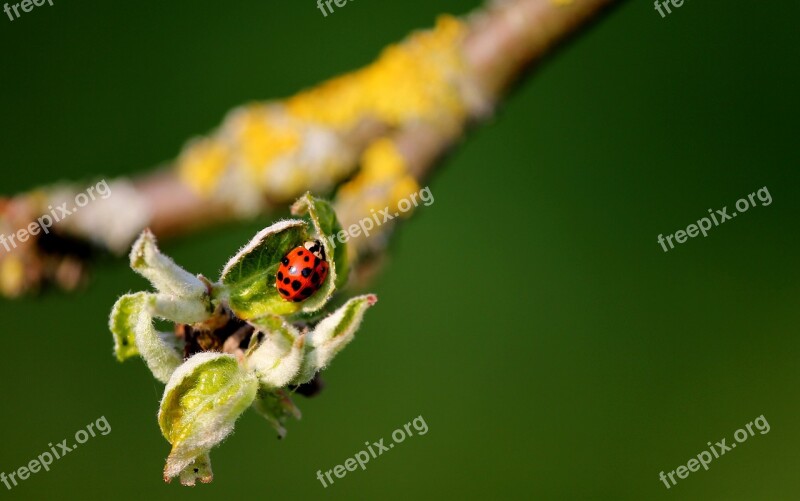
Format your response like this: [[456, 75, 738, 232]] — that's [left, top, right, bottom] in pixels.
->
[[277, 271, 284, 281], [283, 278, 290, 285], [297, 250, 304, 256], [304, 256, 310, 262], [314, 257, 320, 267], [293, 297, 303, 302], [278, 288, 290, 296], [281, 257, 289, 266], [301, 287, 314, 297], [291, 280, 302, 291], [301, 267, 312, 278], [312, 272, 320, 284]]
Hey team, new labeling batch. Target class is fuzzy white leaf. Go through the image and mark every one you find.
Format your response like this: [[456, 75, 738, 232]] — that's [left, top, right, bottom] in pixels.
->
[[149, 293, 211, 325], [245, 316, 305, 389], [130, 229, 206, 298]]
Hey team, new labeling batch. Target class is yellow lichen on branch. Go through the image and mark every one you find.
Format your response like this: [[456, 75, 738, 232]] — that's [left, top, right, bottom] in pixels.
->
[[285, 16, 468, 128], [174, 16, 470, 217]]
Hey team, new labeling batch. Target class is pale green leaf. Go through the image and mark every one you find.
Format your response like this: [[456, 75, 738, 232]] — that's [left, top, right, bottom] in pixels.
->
[[293, 294, 377, 384], [252, 389, 302, 439], [109, 292, 182, 383], [178, 454, 213, 487], [109, 293, 142, 362], [158, 353, 257, 482]]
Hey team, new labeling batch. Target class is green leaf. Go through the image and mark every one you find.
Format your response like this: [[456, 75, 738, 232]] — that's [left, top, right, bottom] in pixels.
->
[[218, 196, 349, 319], [291, 193, 350, 311], [293, 294, 378, 384], [252, 389, 302, 439], [158, 353, 257, 483], [109, 292, 183, 383], [245, 315, 305, 389], [219, 220, 310, 319]]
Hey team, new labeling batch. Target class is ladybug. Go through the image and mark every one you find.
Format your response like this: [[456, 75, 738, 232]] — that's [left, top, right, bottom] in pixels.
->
[[276, 240, 329, 302]]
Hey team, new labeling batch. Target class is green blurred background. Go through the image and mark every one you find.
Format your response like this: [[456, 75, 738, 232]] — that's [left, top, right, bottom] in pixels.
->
[[1, 0, 798, 499]]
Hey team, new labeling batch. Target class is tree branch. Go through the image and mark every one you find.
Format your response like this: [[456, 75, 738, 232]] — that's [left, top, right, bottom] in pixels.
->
[[0, 0, 619, 297]]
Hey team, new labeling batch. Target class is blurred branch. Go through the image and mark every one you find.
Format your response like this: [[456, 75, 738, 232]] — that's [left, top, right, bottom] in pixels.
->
[[0, 0, 618, 297]]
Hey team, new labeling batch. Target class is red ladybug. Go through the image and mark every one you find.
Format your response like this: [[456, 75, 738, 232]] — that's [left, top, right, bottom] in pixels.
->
[[276, 240, 328, 302]]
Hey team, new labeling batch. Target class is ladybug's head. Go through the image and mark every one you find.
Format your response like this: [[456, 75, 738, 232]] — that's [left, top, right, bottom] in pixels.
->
[[303, 240, 326, 260]]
